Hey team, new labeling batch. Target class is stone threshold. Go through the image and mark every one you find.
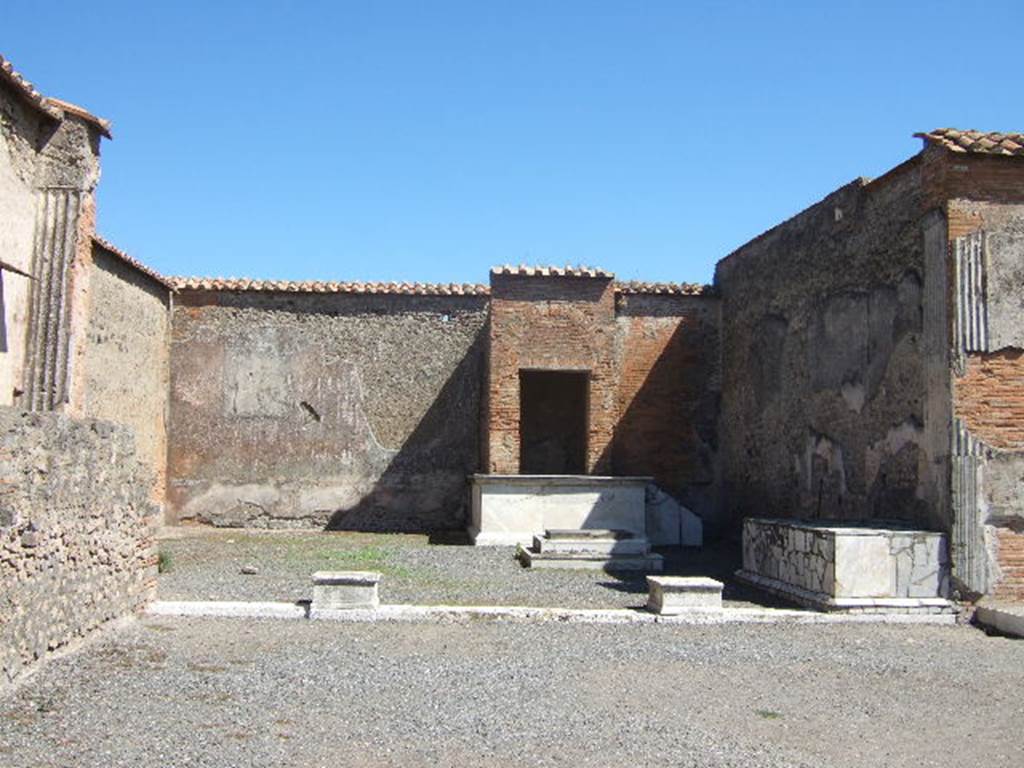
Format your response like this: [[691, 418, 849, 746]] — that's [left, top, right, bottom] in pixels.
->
[[735, 570, 956, 614], [146, 600, 957, 626], [470, 474, 653, 487]]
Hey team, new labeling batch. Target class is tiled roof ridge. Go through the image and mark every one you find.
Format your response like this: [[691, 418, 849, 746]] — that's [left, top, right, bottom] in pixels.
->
[[0, 53, 62, 120], [0, 54, 112, 138], [614, 280, 713, 296], [47, 97, 112, 139], [916, 128, 1024, 157], [170, 276, 492, 296], [490, 264, 614, 278], [92, 236, 175, 290]]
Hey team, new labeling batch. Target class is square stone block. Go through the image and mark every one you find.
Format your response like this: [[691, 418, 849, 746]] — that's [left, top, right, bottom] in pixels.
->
[[312, 571, 381, 610], [646, 576, 723, 614]]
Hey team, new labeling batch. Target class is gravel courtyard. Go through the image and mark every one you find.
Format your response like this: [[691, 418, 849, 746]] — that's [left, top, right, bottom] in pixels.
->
[[156, 528, 782, 609], [0, 617, 1021, 767]]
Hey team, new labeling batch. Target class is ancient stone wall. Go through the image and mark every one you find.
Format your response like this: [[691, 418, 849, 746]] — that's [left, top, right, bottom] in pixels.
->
[[946, 197, 1024, 598], [715, 162, 935, 531], [79, 242, 171, 500], [0, 72, 104, 412], [612, 292, 721, 523], [0, 78, 46, 407], [167, 290, 488, 530], [0, 407, 158, 683]]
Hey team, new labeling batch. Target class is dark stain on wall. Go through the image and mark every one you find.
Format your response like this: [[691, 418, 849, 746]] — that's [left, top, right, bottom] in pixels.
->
[[715, 165, 934, 532]]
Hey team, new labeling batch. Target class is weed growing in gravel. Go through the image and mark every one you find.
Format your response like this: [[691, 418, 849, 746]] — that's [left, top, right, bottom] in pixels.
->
[[755, 709, 783, 720], [157, 550, 173, 573]]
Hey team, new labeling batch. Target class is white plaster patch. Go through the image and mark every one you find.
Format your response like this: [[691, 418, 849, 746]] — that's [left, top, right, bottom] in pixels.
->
[[840, 382, 866, 413], [865, 418, 922, 488]]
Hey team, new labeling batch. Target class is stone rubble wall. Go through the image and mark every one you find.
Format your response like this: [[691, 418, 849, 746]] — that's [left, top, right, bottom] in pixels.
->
[[0, 408, 158, 683]]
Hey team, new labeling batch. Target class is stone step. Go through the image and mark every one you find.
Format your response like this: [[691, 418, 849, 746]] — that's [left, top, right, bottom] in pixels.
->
[[516, 544, 663, 572], [534, 534, 651, 556], [544, 528, 635, 540]]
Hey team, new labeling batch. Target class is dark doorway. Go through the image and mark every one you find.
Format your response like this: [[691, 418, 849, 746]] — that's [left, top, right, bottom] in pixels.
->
[[519, 370, 588, 474]]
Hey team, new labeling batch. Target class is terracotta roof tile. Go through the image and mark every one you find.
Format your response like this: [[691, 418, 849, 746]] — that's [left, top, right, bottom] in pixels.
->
[[0, 53, 62, 120], [93, 236, 174, 290], [916, 128, 1024, 157], [614, 280, 713, 296], [1, 54, 112, 138], [490, 264, 614, 278], [47, 97, 112, 139], [170, 276, 491, 296]]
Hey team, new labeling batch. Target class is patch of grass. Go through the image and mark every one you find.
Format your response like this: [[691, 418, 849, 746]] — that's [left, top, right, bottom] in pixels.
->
[[314, 545, 393, 568], [157, 550, 173, 573], [755, 709, 783, 720]]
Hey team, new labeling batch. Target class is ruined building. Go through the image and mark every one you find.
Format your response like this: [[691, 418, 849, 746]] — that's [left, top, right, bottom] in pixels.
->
[[2, 54, 1023, 678]]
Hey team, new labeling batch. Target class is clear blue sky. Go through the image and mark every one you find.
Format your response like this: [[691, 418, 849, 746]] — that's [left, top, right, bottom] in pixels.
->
[[4, 1, 1022, 284]]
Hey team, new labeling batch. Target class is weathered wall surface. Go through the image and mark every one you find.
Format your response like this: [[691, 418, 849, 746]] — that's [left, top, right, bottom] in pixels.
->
[[947, 197, 1024, 598], [0, 408, 158, 683], [486, 273, 618, 475], [167, 290, 488, 530], [0, 79, 45, 406], [612, 292, 721, 523], [715, 163, 935, 531], [0, 73, 104, 413], [79, 242, 171, 499]]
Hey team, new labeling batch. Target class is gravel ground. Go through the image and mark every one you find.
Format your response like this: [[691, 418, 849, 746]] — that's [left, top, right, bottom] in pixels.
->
[[1, 617, 1021, 767], [156, 528, 784, 609]]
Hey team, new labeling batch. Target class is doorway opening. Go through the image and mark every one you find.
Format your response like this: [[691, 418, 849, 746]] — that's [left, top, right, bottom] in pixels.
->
[[519, 370, 588, 474]]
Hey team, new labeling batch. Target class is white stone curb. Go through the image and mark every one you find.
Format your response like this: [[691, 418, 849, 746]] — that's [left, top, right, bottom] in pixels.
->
[[146, 600, 958, 626], [147, 600, 308, 620]]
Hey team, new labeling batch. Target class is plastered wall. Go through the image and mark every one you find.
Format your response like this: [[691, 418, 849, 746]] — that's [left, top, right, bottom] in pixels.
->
[[79, 242, 171, 500], [167, 290, 488, 530], [715, 163, 936, 530]]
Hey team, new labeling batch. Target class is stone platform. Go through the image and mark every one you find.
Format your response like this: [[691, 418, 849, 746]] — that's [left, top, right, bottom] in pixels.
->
[[469, 474, 651, 546], [735, 518, 954, 613], [516, 529, 663, 572]]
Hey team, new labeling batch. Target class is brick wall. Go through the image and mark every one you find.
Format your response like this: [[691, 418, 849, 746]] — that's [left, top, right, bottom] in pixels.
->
[[946, 195, 1024, 598], [612, 294, 719, 501], [486, 274, 618, 475], [993, 528, 1024, 601], [484, 274, 721, 520], [0, 408, 158, 683], [955, 350, 1024, 450]]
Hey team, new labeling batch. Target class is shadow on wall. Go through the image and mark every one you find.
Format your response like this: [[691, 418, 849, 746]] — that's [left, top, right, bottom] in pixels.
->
[[601, 317, 719, 522], [325, 325, 486, 532]]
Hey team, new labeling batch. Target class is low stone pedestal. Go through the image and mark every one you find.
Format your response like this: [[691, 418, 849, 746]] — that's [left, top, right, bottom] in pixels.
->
[[646, 576, 723, 614], [736, 518, 953, 613], [469, 474, 651, 546], [311, 571, 381, 612]]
